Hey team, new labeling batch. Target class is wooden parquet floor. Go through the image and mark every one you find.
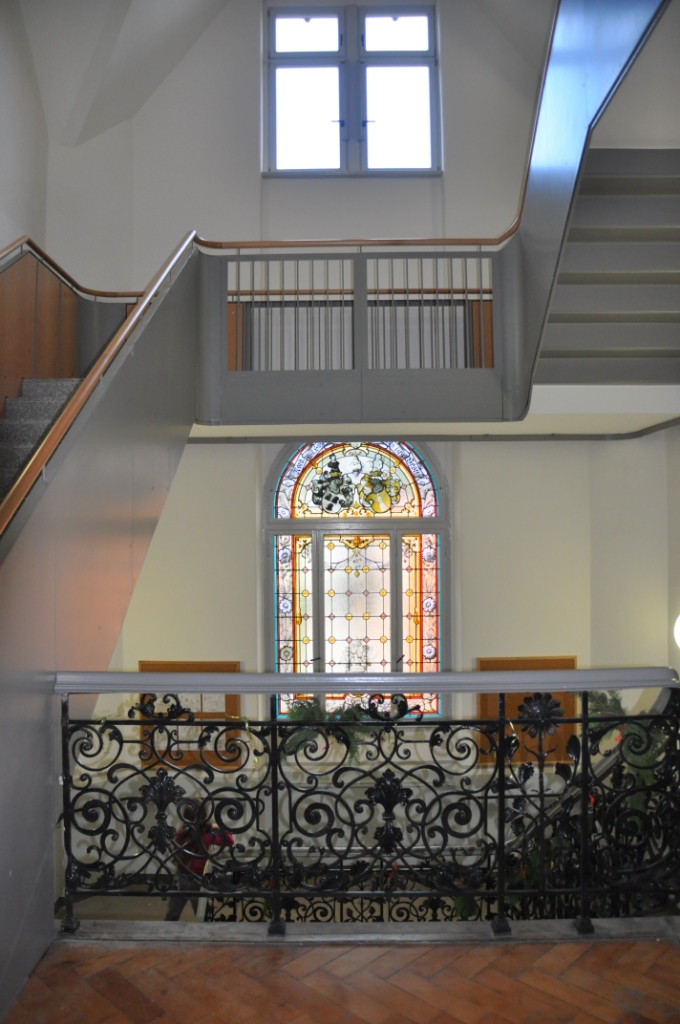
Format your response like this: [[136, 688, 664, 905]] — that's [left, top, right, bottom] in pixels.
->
[[4, 939, 680, 1024]]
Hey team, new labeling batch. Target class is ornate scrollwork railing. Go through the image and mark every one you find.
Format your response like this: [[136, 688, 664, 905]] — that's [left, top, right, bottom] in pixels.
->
[[59, 688, 680, 934]]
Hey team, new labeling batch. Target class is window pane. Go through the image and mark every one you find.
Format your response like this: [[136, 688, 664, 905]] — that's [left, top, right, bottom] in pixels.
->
[[402, 533, 439, 672], [324, 534, 390, 673], [276, 67, 341, 170], [275, 16, 339, 52], [275, 534, 314, 673], [364, 15, 429, 51], [366, 66, 431, 169]]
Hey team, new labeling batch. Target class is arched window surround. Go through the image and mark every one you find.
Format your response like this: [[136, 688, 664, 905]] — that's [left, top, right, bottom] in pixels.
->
[[264, 441, 451, 696]]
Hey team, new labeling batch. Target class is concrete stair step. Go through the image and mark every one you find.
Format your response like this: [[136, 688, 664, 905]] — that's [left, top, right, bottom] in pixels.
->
[[20, 378, 81, 401], [560, 242, 680, 274], [558, 271, 680, 285], [584, 149, 680, 176], [534, 355, 680, 385], [569, 226, 680, 242], [0, 419, 49, 444], [5, 396, 69, 421], [551, 282, 680, 316], [543, 322, 680, 354], [572, 195, 680, 227], [0, 443, 34, 472], [580, 175, 680, 196]]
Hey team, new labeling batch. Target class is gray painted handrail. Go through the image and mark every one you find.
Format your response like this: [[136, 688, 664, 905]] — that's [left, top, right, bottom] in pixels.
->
[[55, 667, 677, 695]]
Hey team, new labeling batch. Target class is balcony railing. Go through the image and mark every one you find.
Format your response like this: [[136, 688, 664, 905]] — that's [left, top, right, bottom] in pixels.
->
[[57, 667, 678, 936]]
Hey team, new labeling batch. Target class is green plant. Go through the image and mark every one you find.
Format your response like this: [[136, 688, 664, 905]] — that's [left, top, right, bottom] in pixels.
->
[[281, 696, 379, 762]]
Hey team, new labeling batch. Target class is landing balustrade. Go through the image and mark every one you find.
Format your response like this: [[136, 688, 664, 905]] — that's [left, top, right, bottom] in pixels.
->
[[57, 668, 680, 936]]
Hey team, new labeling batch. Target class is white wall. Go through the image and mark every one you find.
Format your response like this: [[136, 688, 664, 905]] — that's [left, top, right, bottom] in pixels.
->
[[46, 0, 552, 290], [589, 434, 668, 668], [668, 426, 680, 676], [114, 436, 672, 678], [591, 0, 680, 149], [0, 0, 47, 248]]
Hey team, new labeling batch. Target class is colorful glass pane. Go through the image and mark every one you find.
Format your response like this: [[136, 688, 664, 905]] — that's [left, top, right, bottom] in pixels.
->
[[275, 441, 438, 519], [324, 534, 390, 673], [402, 533, 440, 675], [324, 692, 436, 715], [275, 535, 313, 673]]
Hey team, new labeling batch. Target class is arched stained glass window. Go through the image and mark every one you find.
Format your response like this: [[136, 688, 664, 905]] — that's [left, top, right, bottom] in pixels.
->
[[275, 441, 438, 519], [269, 442, 446, 717]]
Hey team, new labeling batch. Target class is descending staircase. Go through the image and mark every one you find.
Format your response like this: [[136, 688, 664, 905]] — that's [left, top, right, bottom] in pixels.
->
[[0, 379, 81, 499], [537, 149, 680, 384]]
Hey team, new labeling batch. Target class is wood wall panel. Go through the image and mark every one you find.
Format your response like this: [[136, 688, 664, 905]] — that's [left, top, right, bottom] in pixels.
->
[[0, 253, 80, 416], [35, 262, 60, 378], [0, 254, 37, 416], [477, 656, 577, 764], [471, 299, 494, 369], [58, 284, 78, 378]]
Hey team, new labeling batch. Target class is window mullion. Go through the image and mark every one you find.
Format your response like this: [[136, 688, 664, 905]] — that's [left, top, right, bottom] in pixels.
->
[[312, 531, 326, 679], [390, 531, 403, 674], [344, 5, 361, 173]]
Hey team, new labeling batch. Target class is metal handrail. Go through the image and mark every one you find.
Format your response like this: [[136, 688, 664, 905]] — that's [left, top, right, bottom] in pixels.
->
[[0, 231, 198, 538], [0, 235, 144, 299], [195, 225, 519, 251], [55, 666, 677, 694]]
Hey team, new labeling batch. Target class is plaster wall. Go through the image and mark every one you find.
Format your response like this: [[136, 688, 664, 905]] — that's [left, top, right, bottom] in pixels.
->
[[0, 0, 47, 249], [114, 437, 671, 678], [45, 0, 552, 290], [591, 0, 680, 149], [667, 425, 680, 676]]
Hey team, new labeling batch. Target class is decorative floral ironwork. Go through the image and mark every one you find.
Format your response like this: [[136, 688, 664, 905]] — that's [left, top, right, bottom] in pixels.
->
[[517, 692, 564, 739], [365, 770, 413, 853], [61, 688, 680, 929]]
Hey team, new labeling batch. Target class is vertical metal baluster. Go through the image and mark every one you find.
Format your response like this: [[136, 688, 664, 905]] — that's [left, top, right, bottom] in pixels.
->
[[306, 259, 311, 371], [340, 260, 346, 369], [449, 258, 455, 368], [576, 691, 595, 934], [60, 694, 79, 934], [267, 711, 285, 936], [478, 256, 485, 368], [324, 260, 329, 371], [464, 259, 471, 368], [418, 258, 425, 369], [433, 258, 440, 370], [264, 261, 270, 371], [404, 259, 410, 369], [492, 692, 511, 935], [389, 259, 396, 369]]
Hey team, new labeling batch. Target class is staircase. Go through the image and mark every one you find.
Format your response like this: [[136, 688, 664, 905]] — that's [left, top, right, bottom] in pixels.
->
[[0, 379, 81, 500], [537, 149, 680, 384]]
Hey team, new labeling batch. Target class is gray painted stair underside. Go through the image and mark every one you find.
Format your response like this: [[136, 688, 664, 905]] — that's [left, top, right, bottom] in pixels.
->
[[0, 379, 81, 499], [537, 149, 680, 384]]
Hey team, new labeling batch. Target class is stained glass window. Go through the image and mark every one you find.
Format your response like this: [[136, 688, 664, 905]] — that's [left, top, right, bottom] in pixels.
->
[[272, 442, 442, 717], [275, 441, 438, 519]]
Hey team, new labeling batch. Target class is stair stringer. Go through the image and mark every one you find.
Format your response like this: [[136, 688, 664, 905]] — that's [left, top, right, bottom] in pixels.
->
[[0, 250, 198, 1018]]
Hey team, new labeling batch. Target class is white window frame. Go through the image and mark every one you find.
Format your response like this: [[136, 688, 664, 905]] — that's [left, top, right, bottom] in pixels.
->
[[265, 4, 441, 176]]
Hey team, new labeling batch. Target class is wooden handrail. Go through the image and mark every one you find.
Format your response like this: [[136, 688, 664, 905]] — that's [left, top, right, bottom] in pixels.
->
[[195, 221, 519, 251], [0, 231, 197, 538], [0, 235, 144, 299]]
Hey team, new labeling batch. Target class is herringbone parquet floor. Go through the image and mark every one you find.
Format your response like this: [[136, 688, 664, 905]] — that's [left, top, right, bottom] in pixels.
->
[[3, 939, 680, 1024]]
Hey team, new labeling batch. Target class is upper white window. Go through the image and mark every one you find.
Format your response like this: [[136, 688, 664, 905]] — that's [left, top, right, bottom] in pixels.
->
[[267, 6, 440, 174]]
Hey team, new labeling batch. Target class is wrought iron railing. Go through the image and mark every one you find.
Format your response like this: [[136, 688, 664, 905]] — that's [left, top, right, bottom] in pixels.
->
[[58, 673, 680, 935]]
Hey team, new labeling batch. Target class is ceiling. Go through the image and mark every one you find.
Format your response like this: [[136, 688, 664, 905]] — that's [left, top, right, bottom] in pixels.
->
[[19, 0, 557, 146]]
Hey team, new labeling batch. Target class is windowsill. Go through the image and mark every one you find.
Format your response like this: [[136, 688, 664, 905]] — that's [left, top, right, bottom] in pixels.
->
[[262, 169, 443, 179]]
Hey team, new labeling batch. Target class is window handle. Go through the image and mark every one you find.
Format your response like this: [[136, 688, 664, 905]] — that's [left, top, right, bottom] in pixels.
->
[[331, 120, 345, 126], [362, 120, 374, 127]]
